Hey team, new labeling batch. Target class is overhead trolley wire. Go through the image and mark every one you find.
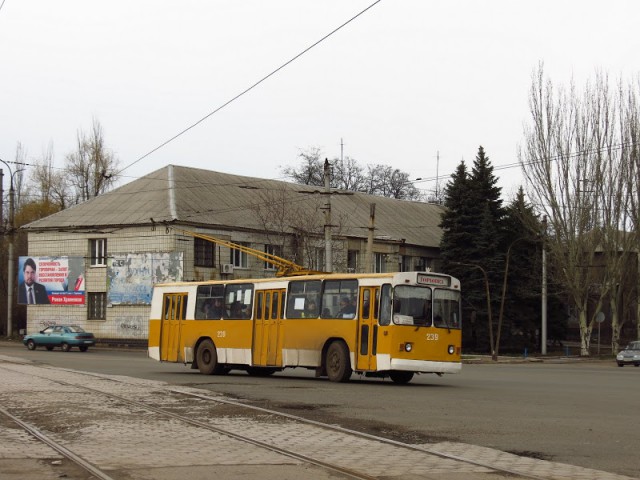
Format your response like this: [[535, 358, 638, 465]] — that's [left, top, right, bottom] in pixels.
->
[[117, 0, 383, 176]]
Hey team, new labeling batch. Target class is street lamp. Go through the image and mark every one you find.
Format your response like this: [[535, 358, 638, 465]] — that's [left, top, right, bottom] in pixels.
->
[[1, 159, 25, 338], [496, 236, 530, 358], [453, 261, 495, 360]]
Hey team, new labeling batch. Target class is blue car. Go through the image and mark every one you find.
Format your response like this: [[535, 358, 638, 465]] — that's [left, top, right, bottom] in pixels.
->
[[23, 325, 96, 352]]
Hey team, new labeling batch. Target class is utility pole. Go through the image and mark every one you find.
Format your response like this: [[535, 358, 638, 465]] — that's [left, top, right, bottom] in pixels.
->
[[541, 216, 548, 355], [323, 159, 332, 272], [1, 159, 22, 338], [0, 169, 4, 227], [366, 203, 376, 273]]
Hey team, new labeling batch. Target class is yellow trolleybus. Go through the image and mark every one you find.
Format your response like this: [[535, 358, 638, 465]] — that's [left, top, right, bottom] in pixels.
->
[[148, 271, 461, 384]]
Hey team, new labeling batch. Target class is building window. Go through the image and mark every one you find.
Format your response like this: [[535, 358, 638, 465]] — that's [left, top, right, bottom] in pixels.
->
[[264, 244, 281, 270], [313, 247, 325, 271], [230, 242, 249, 268], [374, 253, 386, 273], [90, 239, 107, 266], [347, 250, 358, 273], [88, 292, 107, 320], [415, 257, 429, 271], [194, 237, 215, 267], [400, 255, 412, 272]]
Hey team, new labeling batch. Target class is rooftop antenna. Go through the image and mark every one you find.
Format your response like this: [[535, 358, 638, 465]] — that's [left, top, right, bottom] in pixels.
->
[[435, 150, 440, 201]]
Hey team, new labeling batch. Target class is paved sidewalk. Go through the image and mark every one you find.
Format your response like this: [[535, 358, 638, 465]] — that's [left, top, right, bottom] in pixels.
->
[[0, 353, 636, 480]]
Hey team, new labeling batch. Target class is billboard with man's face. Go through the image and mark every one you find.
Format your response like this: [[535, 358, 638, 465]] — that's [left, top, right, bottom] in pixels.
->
[[18, 256, 85, 305]]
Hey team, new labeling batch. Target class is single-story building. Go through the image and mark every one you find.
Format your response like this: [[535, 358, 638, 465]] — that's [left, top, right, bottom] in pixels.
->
[[21, 165, 445, 342]]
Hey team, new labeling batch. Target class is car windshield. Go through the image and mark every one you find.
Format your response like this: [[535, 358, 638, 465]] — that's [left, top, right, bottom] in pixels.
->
[[628, 341, 640, 350], [67, 326, 86, 333]]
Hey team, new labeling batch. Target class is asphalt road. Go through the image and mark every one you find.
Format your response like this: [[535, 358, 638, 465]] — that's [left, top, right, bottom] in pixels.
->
[[2, 341, 638, 478]]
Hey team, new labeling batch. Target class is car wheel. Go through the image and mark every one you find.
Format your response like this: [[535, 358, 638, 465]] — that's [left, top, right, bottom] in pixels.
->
[[26, 340, 36, 351], [79, 346, 89, 352], [46, 346, 54, 351], [61, 343, 71, 352], [325, 341, 352, 382], [617, 362, 624, 367], [634, 363, 640, 367]]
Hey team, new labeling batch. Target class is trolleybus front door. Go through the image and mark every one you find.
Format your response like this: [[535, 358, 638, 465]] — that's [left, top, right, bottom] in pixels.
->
[[252, 289, 285, 367], [160, 293, 188, 363], [356, 286, 379, 371]]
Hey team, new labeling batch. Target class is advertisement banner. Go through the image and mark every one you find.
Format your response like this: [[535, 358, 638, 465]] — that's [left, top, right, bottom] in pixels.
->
[[107, 252, 183, 305], [18, 256, 85, 305]]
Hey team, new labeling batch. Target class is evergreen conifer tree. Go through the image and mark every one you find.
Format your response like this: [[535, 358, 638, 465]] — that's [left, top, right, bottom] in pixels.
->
[[439, 147, 505, 352]]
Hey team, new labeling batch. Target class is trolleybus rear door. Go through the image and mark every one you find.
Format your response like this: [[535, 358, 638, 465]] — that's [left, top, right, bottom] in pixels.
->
[[356, 286, 379, 371], [253, 289, 285, 367], [160, 293, 188, 363]]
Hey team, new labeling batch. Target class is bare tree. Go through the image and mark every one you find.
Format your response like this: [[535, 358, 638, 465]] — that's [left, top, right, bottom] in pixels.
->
[[520, 66, 639, 355], [331, 156, 365, 191], [12, 142, 27, 210], [282, 149, 421, 200], [65, 118, 119, 202], [29, 142, 71, 209], [251, 184, 349, 272], [281, 147, 324, 186]]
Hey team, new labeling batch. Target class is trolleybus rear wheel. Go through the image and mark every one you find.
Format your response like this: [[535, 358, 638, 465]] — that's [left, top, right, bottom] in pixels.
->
[[389, 371, 414, 384], [196, 339, 219, 375], [326, 341, 352, 382]]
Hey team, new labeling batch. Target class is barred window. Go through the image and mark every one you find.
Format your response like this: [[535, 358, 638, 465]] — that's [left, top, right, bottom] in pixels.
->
[[194, 237, 215, 267], [90, 239, 107, 266], [88, 292, 107, 320]]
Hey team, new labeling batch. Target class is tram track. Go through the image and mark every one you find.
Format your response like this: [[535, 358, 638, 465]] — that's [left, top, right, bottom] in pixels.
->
[[0, 361, 594, 480]]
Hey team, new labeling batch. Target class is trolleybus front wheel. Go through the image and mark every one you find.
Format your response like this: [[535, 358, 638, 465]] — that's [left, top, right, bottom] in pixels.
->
[[326, 341, 352, 382], [389, 371, 414, 384], [196, 339, 220, 375]]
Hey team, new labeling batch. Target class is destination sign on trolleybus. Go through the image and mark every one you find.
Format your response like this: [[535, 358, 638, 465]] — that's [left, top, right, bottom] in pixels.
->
[[416, 273, 451, 287]]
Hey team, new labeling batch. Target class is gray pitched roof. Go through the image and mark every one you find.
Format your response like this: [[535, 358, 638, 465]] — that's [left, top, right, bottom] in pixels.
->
[[23, 165, 444, 247]]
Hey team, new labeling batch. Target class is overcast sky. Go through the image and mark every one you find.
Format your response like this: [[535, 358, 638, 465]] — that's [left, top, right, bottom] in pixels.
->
[[1, 1, 639, 201]]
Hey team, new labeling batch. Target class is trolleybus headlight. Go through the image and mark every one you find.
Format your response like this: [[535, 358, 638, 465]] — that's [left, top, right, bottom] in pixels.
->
[[405, 342, 413, 352], [448, 345, 455, 355]]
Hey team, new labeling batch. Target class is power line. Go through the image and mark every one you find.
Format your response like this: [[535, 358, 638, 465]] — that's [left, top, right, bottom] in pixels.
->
[[116, 0, 383, 176]]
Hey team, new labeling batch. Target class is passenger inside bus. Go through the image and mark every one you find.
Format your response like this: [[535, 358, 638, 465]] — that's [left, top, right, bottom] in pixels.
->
[[304, 298, 318, 318], [229, 301, 245, 318], [210, 298, 225, 318], [337, 296, 356, 318]]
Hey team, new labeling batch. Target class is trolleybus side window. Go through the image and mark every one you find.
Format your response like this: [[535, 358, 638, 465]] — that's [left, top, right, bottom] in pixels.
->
[[321, 279, 358, 319], [286, 280, 321, 319], [224, 283, 253, 319], [195, 284, 224, 319], [433, 289, 461, 329], [379, 284, 391, 325]]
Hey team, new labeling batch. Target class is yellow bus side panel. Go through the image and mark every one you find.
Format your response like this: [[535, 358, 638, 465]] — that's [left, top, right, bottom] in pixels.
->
[[280, 319, 357, 367]]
